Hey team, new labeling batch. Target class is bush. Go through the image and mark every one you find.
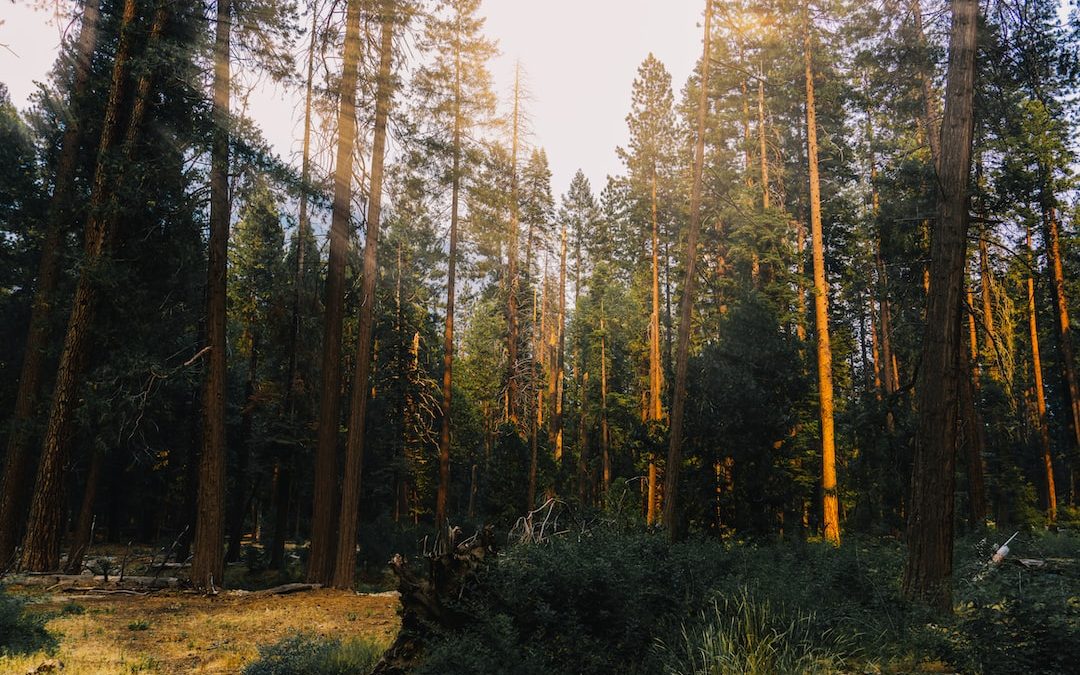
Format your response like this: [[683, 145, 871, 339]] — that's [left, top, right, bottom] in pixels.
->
[[659, 590, 854, 674], [242, 631, 384, 675], [0, 585, 56, 656]]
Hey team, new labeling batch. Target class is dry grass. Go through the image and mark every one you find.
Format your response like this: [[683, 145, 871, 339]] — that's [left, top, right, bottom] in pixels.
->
[[0, 586, 399, 674]]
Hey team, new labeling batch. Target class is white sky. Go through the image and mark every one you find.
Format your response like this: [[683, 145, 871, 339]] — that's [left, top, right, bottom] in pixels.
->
[[0, 1, 704, 199]]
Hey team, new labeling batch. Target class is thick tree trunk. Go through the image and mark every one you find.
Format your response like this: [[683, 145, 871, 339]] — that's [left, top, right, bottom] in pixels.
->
[[803, 2, 840, 545], [0, 0, 100, 569], [21, 0, 152, 573], [331, 0, 395, 590], [662, 0, 711, 540], [903, 0, 978, 612], [308, 0, 363, 584], [192, 0, 232, 591]]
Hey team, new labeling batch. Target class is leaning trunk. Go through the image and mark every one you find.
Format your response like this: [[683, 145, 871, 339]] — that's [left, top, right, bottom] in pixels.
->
[[331, 0, 395, 590], [662, 0, 711, 540], [0, 0, 100, 568]]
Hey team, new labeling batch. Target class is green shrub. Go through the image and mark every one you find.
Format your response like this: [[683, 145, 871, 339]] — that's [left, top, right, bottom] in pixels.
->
[[242, 631, 384, 675], [659, 590, 855, 674], [0, 585, 56, 656]]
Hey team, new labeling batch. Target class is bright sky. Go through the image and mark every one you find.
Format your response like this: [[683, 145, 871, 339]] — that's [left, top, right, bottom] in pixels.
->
[[0, 1, 704, 198]]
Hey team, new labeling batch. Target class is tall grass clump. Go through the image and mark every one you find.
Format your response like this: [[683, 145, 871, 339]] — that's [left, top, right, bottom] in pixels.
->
[[659, 589, 854, 674]]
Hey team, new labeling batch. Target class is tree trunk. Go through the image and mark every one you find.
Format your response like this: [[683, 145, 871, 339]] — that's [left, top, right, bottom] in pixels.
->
[[506, 64, 521, 428], [436, 40, 464, 529], [600, 309, 611, 496], [803, 1, 840, 545], [758, 71, 770, 210], [331, 0, 395, 590], [649, 172, 664, 423], [308, 0, 362, 584], [21, 0, 154, 573], [1043, 199, 1080, 473], [63, 443, 106, 574], [1026, 225, 1057, 520], [226, 331, 259, 563], [0, 0, 100, 569], [554, 221, 567, 463], [272, 0, 319, 572], [192, 0, 232, 591], [903, 0, 978, 612], [662, 0, 711, 540]]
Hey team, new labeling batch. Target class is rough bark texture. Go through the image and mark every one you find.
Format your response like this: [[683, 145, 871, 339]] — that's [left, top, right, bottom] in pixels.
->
[[0, 0, 100, 569], [662, 0, 711, 540], [803, 2, 840, 545], [371, 527, 497, 675], [20, 0, 144, 573], [308, 0, 363, 584], [192, 0, 232, 591], [903, 0, 978, 613], [331, 1, 395, 590]]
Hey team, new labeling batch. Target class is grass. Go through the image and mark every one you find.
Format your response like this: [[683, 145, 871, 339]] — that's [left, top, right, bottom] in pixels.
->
[[0, 587, 399, 674]]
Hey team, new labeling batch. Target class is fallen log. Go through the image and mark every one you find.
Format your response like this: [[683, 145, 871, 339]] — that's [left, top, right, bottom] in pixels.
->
[[246, 583, 322, 597], [371, 525, 497, 675]]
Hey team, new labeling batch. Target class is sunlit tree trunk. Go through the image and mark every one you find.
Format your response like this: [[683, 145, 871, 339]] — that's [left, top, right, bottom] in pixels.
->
[[20, 0, 144, 573], [506, 64, 521, 428], [903, 0, 978, 612], [554, 221, 567, 463], [332, 1, 395, 589], [662, 0, 711, 540], [600, 306, 611, 497], [1043, 198, 1080, 486], [192, 0, 232, 590], [758, 71, 770, 210], [0, 0, 100, 569], [308, 0, 362, 584], [803, 0, 840, 545], [1026, 225, 1057, 519]]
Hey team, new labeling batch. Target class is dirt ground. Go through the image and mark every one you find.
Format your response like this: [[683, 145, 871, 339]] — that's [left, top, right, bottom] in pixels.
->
[[0, 586, 400, 674]]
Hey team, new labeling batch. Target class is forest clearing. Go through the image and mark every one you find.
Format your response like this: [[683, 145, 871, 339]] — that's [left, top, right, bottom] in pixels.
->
[[2, 0, 1080, 672]]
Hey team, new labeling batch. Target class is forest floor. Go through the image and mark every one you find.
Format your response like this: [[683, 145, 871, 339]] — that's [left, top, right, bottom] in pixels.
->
[[0, 584, 399, 673]]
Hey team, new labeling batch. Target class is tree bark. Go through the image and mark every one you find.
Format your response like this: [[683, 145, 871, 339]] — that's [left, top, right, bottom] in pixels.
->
[[272, 0, 320, 572], [903, 0, 978, 612], [331, 0, 395, 590], [506, 64, 521, 428], [308, 0, 363, 584], [192, 0, 232, 591], [436, 33, 464, 529], [662, 0, 711, 540], [1043, 199, 1080, 475], [63, 443, 106, 574], [1025, 226, 1057, 519], [20, 0, 152, 573], [0, 0, 100, 569], [803, 0, 840, 545]]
